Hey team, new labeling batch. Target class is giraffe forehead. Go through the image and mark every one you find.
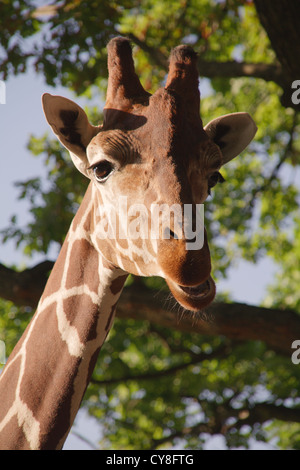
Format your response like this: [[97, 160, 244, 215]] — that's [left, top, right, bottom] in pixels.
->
[[144, 89, 210, 159], [103, 87, 203, 137], [87, 129, 138, 166], [89, 88, 212, 171]]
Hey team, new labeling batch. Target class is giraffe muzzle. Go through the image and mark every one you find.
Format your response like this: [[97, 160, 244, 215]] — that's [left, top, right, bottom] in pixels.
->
[[167, 275, 216, 311], [179, 280, 211, 297]]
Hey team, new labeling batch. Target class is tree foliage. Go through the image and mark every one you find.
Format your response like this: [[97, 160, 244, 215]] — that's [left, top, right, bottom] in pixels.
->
[[1, 0, 300, 449]]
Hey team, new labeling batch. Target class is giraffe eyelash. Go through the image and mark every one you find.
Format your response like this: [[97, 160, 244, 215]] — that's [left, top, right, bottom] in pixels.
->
[[91, 160, 116, 182], [207, 171, 225, 195]]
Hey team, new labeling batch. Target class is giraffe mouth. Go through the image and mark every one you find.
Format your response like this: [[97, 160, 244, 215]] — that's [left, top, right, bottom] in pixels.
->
[[178, 280, 211, 297], [167, 276, 216, 311]]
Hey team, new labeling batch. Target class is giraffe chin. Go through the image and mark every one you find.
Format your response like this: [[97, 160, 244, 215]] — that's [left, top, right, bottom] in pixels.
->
[[166, 276, 216, 312]]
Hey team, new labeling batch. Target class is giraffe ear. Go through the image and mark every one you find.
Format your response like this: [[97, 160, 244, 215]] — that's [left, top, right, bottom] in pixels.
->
[[42, 93, 100, 176], [204, 112, 257, 164]]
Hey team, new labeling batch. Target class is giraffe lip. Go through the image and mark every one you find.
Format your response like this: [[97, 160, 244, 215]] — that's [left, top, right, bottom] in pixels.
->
[[178, 280, 211, 298], [166, 276, 216, 311]]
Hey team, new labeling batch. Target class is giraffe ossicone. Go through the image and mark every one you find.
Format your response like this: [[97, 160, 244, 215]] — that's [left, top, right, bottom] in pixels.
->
[[0, 37, 257, 449]]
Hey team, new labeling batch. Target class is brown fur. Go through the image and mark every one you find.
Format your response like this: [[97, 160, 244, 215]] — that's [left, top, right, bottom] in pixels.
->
[[0, 37, 257, 450]]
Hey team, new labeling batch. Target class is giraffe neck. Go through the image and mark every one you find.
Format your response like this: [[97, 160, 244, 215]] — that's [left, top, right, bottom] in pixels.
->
[[0, 184, 128, 450]]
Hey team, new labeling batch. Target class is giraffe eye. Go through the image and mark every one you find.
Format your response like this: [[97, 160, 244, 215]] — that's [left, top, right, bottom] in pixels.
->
[[93, 160, 115, 182], [207, 171, 225, 194]]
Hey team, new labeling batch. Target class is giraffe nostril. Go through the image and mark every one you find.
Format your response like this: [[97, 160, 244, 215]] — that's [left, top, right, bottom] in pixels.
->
[[163, 227, 197, 242], [163, 227, 178, 239]]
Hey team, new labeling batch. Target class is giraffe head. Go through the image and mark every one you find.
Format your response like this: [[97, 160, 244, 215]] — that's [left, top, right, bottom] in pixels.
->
[[42, 37, 256, 311]]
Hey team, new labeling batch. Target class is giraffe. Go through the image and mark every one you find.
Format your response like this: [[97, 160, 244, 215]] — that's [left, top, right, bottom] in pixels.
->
[[0, 37, 257, 450]]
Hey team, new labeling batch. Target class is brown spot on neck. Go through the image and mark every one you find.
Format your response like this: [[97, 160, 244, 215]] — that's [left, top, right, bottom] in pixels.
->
[[110, 274, 128, 295]]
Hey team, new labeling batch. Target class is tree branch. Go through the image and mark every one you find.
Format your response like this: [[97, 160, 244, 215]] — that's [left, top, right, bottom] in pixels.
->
[[254, 0, 300, 83], [235, 402, 300, 429], [91, 343, 231, 386], [70, 430, 99, 450], [197, 59, 284, 87], [1, 262, 299, 356], [127, 32, 285, 87], [254, 0, 300, 108], [0, 261, 54, 308], [151, 399, 300, 449], [126, 32, 168, 69], [117, 286, 300, 357]]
